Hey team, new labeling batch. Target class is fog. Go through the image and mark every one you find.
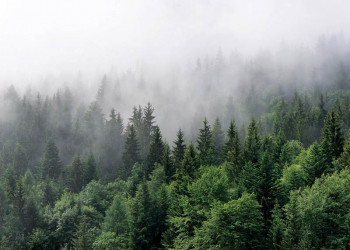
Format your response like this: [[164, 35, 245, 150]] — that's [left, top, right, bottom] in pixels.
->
[[1, 0, 350, 141]]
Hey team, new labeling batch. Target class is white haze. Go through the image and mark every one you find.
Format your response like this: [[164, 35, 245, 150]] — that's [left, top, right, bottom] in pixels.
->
[[1, 0, 350, 141], [1, 0, 350, 82]]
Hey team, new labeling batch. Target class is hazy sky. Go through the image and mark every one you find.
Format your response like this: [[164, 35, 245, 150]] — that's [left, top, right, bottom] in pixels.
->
[[1, 0, 350, 84]]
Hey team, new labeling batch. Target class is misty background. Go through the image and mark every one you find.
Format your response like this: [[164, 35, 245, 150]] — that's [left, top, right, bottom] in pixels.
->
[[1, 0, 350, 144]]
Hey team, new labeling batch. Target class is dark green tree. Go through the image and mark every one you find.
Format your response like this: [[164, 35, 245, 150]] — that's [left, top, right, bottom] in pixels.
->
[[173, 129, 186, 172], [178, 143, 200, 178], [13, 143, 28, 176], [146, 125, 164, 177], [129, 180, 153, 249], [66, 154, 84, 193], [244, 118, 260, 164], [40, 140, 63, 180], [162, 142, 175, 183], [212, 117, 225, 165], [82, 151, 98, 186], [197, 118, 214, 166], [121, 125, 140, 180]]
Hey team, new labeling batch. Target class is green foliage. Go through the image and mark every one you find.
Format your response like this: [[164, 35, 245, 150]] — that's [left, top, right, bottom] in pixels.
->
[[121, 125, 140, 180], [193, 193, 263, 249], [173, 129, 186, 172], [197, 118, 214, 166], [212, 117, 225, 165], [146, 125, 164, 177], [244, 118, 260, 164], [177, 143, 199, 178], [40, 140, 63, 180]]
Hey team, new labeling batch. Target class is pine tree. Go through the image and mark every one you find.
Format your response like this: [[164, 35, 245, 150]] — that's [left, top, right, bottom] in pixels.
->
[[73, 216, 93, 250], [41, 140, 63, 180], [197, 118, 214, 166], [67, 154, 84, 193], [270, 201, 285, 250], [147, 125, 164, 177], [173, 129, 186, 171], [83, 151, 98, 186], [103, 194, 128, 236], [321, 111, 344, 168], [162, 143, 175, 183], [129, 180, 153, 249], [121, 125, 140, 180], [178, 143, 199, 178], [224, 120, 242, 182], [102, 109, 123, 180], [13, 143, 28, 176], [244, 118, 260, 164], [336, 129, 350, 170], [212, 118, 225, 165]]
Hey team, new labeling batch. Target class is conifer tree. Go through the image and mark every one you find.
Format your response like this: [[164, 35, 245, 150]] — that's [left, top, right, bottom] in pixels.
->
[[244, 118, 260, 164], [147, 125, 164, 177], [67, 154, 84, 193], [173, 129, 186, 171], [336, 129, 350, 170], [83, 151, 98, 186], [13, 143, 28, 176], [224, 120, 242, 182], [41, 140, 63, 180], [129, 180, 153, 249], [162, 142, 175, 183], [103, 194, 128, 236], [178, 143, 199, 178], [102, 109, 123, 180], [197, 118, 214, 166], [321, 111, 344, 168], [212, 117, 225, 165], [121, 125, 140, 180]]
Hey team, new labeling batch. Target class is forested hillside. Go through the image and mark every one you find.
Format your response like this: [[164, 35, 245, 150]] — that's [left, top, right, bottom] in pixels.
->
[[1, 33, 350, 250], [1, 64, 350, 249]]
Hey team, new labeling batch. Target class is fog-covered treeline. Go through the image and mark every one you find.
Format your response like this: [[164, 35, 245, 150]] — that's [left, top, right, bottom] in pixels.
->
[[1, 34, 350, 248]]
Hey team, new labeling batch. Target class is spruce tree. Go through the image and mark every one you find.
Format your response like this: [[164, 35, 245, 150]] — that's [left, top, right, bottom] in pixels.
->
[[173, 129, 186, 171], [67, 154, 84, 193], [336, 129, 350, 170], [13, 143, 28, 176], [224, 120, 242, 182], [244, 118, 260, 164], [197, 118, 214, 166], [121, 125, 140, 180], [212, 118, 225, 165], [321, 111, 344, 168], [41, 140, 62, 180], [162, 142, 175, 183], [178, 143, 199, 178], [129, 180, 153, 249], [147, 125, 164, 177], [83, 151, 98, 186]]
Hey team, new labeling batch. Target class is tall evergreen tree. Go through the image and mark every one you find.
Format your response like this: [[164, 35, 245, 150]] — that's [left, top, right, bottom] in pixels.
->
[[244, 118, 260, 164], [212, 117, 225, 165], [162, 142, 175, 183], [121, 125, 140, 180], [173, 129, 186, 171], [67, 154, 84, 193], [40, 140, 63, 180], [129, 180, 153, 249], [178, 143, 199, 178], [82, 151, 98, 186], [146, 126, 164, 177], [321, 111, 344, 167], [197, 118, 214, 166], [13, 143, 28, 176], [224, 120, 242, 182]]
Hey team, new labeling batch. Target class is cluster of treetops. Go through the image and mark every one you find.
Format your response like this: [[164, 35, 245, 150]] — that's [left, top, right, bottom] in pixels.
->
[[1, 85, 350, 249]]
